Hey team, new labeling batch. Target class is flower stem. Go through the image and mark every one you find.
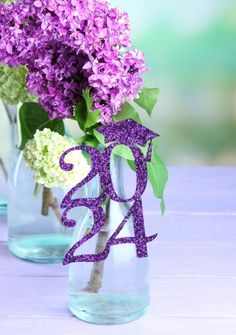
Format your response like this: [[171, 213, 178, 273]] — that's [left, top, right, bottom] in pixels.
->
[[41, 186, 63, 226], [83, 200, 110, 293], [41, 186, 51, 216], [48, 194, 63, 226]]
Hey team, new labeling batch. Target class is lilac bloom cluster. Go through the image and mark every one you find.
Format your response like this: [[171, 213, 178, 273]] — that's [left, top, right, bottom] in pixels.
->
[[0, 0, 147, 122]]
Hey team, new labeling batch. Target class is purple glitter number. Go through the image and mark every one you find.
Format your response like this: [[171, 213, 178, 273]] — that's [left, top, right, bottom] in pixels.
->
[[60, 119, 159, 264], [60, 146, 105, 228]]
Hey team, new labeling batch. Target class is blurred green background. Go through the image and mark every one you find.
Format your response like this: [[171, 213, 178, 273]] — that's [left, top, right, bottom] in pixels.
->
[[112, 0, 236, 165]]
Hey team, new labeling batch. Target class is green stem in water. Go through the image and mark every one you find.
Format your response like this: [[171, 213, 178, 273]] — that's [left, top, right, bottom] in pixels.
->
[[83, 200, 110, 294], [41, 185, 64, 227], [41, 186, 51, 216]]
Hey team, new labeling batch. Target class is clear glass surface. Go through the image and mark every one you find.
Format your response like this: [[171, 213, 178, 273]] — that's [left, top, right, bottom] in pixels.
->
[[7, 151, 74, 263], [0, 102, 17, 217], [68, 155, 150, 324]]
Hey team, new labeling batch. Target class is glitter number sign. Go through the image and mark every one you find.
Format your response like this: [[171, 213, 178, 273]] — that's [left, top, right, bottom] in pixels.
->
[[60, 119, 159, 264]]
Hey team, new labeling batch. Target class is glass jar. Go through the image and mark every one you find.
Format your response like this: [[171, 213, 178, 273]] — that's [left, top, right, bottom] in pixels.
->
[[7, 113, 85, 263], [68, 154, 150, 324], [0, 102, 17, 217], [8, 152, 74, 263]]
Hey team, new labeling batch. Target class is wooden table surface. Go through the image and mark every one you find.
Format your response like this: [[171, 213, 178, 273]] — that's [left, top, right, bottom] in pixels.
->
[[0, 167, 236, 334]]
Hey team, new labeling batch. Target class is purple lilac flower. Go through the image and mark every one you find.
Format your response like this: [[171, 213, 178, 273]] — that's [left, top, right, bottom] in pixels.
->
[[0, 0, 148, 123]]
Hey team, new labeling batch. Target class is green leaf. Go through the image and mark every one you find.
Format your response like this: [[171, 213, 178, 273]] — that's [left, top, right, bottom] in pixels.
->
[[82, 89, 93, 110], [84, 135, 100, 148], [113, 145, 134, 161], [112, 138, 168, 214], [160, 199, 166, 214], [38, 118, 65, 134], [113, 143, 153, 162], [147, 150, 168, 215], [74, 89, 101, 132], [19, 102, 65, 150], [113, 102, 142, 123], [82, 89, 101, 129], [93, 129, 106, 146], [134, 87, 160, 116], [74, 101, 87, 132], [102, 197, 110, 206], [85, 109, 100, 129], [127, 159, 136, 172], [148, 155, 168, 198]]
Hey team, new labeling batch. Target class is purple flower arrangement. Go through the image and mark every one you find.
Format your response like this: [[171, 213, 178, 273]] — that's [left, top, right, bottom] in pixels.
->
[[0, 0, 147, 122], [0, 0, 167, 212]]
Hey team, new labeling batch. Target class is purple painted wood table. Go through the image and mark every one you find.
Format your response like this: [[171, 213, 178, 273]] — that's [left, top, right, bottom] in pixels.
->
[[0, 168, 236, 334]]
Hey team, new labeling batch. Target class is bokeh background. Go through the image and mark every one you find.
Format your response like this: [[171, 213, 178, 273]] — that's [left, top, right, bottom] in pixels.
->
[[112, 0, 236, 165]]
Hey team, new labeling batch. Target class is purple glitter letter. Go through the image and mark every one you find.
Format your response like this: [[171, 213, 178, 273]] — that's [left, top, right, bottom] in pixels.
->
[[60, 119, 159, 264]]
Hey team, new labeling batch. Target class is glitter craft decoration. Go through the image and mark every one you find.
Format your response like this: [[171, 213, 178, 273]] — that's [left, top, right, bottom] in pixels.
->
[[60, 119, 159, 264]]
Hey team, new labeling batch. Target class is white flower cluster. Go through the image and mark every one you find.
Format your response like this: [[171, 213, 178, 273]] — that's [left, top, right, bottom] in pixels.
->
[[23, 128, 90, 189]]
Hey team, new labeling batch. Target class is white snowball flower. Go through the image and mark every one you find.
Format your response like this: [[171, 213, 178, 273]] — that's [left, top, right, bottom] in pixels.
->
[[23, 128, 90, 188]]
